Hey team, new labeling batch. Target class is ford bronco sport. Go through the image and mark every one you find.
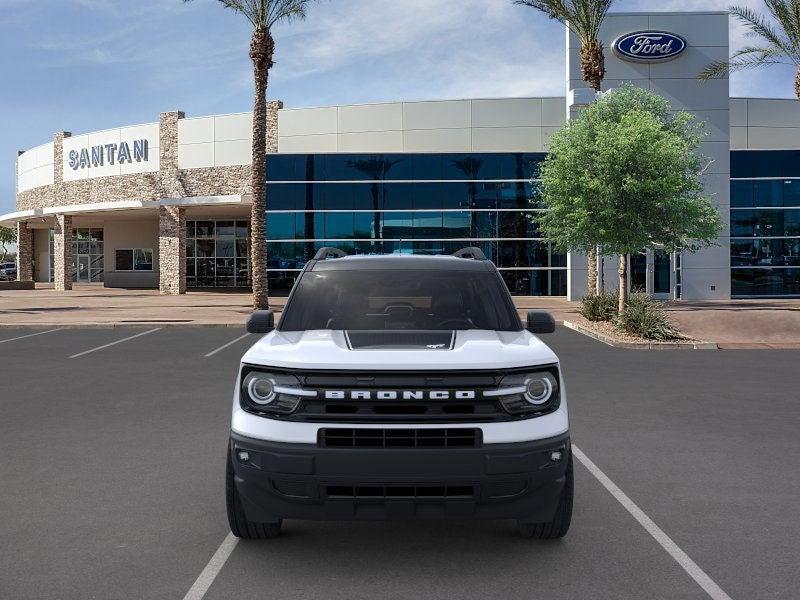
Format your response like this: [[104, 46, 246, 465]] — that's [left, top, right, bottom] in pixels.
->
[[227, 247, 572, 539]]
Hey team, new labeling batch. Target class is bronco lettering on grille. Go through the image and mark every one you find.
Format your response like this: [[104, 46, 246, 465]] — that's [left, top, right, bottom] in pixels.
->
[[323, 390, 477, 400]]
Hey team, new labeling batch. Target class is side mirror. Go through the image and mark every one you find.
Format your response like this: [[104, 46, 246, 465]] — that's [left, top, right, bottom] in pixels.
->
[[526, 311, 555, 334], [246, 310, 275, 334]]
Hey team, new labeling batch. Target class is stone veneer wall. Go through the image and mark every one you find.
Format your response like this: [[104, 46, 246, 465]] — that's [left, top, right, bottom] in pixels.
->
[[16, 102, 283, 211], [15, 222, 33, 281], [181, 165, 251, 197], [53, 214, 73, 291], [158, 206, 186, 294], [160, 111, 186, 199]]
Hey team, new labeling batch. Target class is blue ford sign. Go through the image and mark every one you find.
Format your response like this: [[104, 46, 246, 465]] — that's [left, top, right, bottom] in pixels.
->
[[613, 31, 687, 62]]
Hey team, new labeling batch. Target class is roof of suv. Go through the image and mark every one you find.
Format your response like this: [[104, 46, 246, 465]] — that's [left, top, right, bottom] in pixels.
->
[[310, 254, 494, 272]]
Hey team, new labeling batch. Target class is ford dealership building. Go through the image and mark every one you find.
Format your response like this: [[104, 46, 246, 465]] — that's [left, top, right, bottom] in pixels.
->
[[3, 11, 800, 299]]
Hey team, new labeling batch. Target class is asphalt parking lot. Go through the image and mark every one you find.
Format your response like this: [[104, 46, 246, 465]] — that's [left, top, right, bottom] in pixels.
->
[[1, 326, 798, 600]]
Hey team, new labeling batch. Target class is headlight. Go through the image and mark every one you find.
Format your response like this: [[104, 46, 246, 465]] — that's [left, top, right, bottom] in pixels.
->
[[245, 373, 276, 405], [240, 368, 313, 415], [524, 373, 555, 405], [486, 368, 560, 415]]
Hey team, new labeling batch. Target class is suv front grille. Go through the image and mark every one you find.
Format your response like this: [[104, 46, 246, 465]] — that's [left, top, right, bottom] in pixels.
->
[[319, 428, 481, 448], [325, 485, 475, 499], [290, 370, 512, 423]]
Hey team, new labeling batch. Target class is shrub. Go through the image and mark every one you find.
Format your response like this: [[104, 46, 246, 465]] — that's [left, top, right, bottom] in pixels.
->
[[580, 290, 619, 322], [614, 293, 684, 340]]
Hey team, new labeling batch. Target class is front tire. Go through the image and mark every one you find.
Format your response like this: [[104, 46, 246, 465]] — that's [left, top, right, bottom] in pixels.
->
[[226, 447, 282, 539], [517, 451, 573, 539]]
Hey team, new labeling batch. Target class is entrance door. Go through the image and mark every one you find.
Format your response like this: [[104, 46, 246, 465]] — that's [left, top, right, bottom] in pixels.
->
[[630, 253, 647, 293], [626, 249, 674, 299], [77, 255, 90, 282], [652, 249, 672, 299]]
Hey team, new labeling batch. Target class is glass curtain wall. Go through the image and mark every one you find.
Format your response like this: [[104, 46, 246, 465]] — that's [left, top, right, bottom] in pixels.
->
[[731, 151, 800, 297], [186, 220, 251, 288], [264, 153, 567, 296]]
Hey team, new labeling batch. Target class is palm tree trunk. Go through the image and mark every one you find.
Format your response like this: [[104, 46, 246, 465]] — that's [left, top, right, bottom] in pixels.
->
[[580, 40, 605, 93], [618, 254, 628, 314], [580, 40, 604, 296], [598, 247, 604, 293], [371, 183, 381, 240], [249, 29, 274, 310]]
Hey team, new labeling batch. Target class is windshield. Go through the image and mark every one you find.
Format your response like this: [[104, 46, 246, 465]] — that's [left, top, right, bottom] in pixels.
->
[[279, 269, 522, 332]]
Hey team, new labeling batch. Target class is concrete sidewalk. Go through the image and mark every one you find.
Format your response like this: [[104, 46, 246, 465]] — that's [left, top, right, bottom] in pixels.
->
[[0, 284, 254, 327], [666, 299, 800, 348], [1, 284, 798, 347], [0, 284, 581, 328]]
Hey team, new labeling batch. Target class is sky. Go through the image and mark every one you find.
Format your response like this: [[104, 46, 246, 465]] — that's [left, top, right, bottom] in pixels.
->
[[1, 0, 797, 216]]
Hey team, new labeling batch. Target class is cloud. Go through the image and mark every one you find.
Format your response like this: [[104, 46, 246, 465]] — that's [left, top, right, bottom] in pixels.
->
[[266, 0, 566, 102]]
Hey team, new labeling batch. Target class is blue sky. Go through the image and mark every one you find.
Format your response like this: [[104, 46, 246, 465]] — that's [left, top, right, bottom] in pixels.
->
[[1, 0, 797, 215]]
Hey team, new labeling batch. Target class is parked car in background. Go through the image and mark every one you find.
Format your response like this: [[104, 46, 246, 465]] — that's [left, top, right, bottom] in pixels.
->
[[0, 262, 16, 281]]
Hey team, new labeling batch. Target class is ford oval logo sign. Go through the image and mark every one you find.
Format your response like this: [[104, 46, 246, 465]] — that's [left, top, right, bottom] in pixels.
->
[[613, 31, 687, 62]]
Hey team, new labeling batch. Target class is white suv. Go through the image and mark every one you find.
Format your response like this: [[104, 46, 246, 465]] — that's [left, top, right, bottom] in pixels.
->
[[227, 248, 571, 539]]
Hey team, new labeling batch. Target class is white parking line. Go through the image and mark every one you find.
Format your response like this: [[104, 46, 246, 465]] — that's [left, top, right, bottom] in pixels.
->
[[184, 445, 735, 600], [572, 445, 733, 600], [68, 328, 162, 359], [0, 328, 63, 345], [204, 333, 251, 358], [182, 533, 239, 600]]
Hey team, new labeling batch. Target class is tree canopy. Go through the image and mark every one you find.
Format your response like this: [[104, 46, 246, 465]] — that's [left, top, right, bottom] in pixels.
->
[[699, 2, 800, 100], [535, 84, 722, 259], [0, 226, 16, 262]]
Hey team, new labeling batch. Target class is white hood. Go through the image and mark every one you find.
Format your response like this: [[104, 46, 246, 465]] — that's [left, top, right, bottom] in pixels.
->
[[241, 329, 558, 370]]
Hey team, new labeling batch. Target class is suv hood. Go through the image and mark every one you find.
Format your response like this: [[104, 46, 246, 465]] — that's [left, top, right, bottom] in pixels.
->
[[241, 329, 558, 370]]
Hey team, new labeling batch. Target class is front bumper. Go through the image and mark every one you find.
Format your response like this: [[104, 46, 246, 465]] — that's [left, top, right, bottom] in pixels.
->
[[230, 432, 570, 522]]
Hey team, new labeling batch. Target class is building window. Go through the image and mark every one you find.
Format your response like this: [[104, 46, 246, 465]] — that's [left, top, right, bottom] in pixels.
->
[[731, 150, 800, 297], [115, 248, 153, 271], [263, 153, 564, 297], [186, 220, 251, 288]]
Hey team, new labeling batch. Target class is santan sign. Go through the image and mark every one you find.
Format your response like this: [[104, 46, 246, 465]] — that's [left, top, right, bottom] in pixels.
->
[[67, 139, 149, 170], [613, 31, 687, 62]]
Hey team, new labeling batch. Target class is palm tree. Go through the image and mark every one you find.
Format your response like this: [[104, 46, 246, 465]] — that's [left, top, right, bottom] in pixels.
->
[[515, 0, 616, 295], [348, 157, 405, 241], [451, 157, 483, 237], [185, 0, 313, 309], [699, 2, 800, 101]]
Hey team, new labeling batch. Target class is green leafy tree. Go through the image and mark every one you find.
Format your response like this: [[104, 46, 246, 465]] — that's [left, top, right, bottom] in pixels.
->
[[0, 226, 15, 263], [515, 0, 616, 294], [535, 85, 722, 313], [699, 2, 800, 100], [184, 0, 315, 309]]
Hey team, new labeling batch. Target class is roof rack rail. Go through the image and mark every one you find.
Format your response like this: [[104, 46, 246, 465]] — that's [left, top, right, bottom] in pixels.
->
[[452, 247, 487, 260], [313, 247, 348, 260]]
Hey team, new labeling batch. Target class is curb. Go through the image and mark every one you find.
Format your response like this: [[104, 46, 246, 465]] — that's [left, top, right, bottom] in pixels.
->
[[562, 321, 718, 350]]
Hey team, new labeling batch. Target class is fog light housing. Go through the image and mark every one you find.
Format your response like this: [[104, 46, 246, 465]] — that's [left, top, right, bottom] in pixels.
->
[[550, 450, 562, 462], [235, 448, 261, 469]]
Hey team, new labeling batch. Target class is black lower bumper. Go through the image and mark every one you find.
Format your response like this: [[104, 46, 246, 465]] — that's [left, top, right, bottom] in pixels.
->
[[230, 431, 570, 522]]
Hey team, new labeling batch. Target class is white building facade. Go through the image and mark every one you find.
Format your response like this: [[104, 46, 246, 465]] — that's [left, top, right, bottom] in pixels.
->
[[3, 11, 799, 299]]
